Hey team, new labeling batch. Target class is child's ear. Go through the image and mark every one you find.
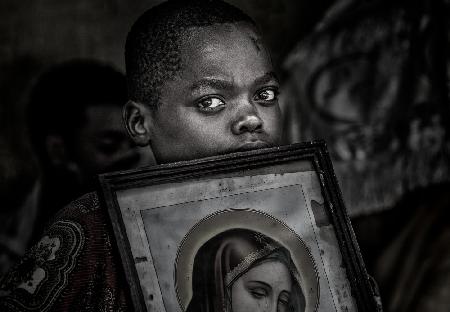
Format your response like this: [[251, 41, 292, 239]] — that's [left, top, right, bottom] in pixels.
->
[[123, 100, 153, 147]]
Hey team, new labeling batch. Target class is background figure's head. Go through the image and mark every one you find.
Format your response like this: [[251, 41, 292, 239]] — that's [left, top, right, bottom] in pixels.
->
[[28, 59, 153, 188], [187, 228, 305, 312], [124, 0, 283, 163]]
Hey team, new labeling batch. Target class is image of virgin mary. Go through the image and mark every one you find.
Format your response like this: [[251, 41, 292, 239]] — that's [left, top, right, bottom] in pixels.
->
[[185, 228, 306, 312]]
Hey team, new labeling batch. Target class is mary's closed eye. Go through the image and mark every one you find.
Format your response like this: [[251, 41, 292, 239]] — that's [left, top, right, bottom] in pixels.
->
[[278, 291, 291, 305], [249, 286, 268, 298], [245, 281, 270, 299]]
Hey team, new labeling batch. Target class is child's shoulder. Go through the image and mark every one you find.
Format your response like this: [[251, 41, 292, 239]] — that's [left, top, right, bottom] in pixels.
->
[[54, 191, 102, 220], [0, 192, 129, 311]]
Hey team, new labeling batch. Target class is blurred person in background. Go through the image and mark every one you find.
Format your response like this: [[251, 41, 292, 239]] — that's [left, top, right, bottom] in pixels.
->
[[26, 59, 154, 244], [1, 59, 155, 276], [281, 0, 450, 311]]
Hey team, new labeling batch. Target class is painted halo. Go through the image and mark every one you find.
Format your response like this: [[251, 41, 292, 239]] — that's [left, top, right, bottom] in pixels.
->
[[175, 208, 320, 312]]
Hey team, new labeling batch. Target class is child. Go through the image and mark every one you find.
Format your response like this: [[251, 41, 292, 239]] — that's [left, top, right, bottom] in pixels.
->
[[0, 0, 282, 310]]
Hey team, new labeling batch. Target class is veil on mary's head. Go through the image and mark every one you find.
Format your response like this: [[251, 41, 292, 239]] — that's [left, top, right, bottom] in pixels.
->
[[186, 228, 305, 312]]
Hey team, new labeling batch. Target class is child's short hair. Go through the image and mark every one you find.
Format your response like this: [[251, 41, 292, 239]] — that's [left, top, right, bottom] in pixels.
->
[[125, 0, 256, 109]]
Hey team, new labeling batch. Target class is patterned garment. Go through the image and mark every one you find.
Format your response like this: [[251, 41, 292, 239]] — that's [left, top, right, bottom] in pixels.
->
[[0, 192, 131, 311]]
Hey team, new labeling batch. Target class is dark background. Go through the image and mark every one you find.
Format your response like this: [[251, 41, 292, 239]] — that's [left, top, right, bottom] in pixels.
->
[[1, 0, 449, 311]]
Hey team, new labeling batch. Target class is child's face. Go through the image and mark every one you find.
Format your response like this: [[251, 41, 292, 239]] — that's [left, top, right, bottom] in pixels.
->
[[149, 23, 282, 163]]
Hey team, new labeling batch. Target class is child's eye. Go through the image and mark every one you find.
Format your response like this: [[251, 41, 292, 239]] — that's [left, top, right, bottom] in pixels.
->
[[197, 96, 226, 113], [254, 88, 279, 103]]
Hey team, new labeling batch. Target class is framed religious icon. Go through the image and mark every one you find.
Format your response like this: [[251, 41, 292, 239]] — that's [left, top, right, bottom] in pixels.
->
[[98, 141, 379, 312]]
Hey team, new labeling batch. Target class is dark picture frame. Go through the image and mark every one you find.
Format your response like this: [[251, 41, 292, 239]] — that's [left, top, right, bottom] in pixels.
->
[[97, 141, 379, 312]]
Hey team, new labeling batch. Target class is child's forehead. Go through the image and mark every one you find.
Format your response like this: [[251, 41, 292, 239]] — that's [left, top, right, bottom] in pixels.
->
[[177, 22, 270, 72], [180, 22, 264, 55], [157, 21, 275, 99]]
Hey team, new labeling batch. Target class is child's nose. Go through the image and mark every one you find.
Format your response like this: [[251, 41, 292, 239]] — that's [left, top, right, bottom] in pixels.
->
[[231, 102, 263, 135]]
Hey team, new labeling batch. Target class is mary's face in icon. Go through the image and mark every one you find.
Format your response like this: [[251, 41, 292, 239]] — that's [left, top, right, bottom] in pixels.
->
[[231, 260, 292, 312], [184, 228, 306, 312]]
